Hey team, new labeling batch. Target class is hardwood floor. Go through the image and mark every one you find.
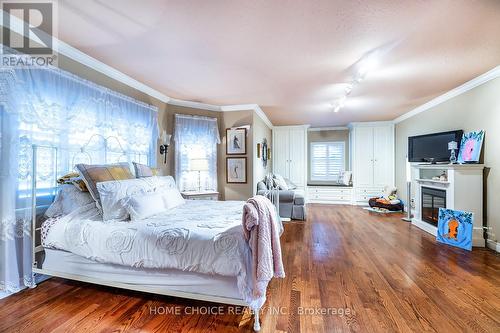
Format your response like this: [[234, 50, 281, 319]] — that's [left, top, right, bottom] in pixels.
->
[[1, 204, 499, 332]]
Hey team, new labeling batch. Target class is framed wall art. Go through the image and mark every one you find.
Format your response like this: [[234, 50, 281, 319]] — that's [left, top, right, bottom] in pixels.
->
[[457, 130, 484, 164], [226, 157, 247, 183], [226, 128, 247, 155]]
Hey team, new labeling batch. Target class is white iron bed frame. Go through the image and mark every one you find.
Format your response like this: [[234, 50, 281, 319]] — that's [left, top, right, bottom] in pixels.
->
[[30, 141, 281, 332]]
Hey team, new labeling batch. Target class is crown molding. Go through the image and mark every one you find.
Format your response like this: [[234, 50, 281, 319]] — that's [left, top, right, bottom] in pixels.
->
[[0, 10, 172, 104], [220, 104, 273, 129], [57, 40, 172, 104], [273, 124, 310, 129], [54, 39, 171, 103], [394, 65, 500, 124], [252, 105, 274, 129], [168, 99, 221, 111], [308, 126, 349, 131], [348, 121, 394, 128], [1, 10, 276, 127], [220, 104, 256, 112]]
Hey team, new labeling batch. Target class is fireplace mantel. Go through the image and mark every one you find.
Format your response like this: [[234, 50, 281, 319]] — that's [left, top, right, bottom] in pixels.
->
[[415, 178, 450, 186], [410, 163, 485, 247]]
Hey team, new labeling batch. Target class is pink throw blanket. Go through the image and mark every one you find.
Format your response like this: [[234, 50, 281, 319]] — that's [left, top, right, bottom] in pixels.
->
[[242, 195, 285, 298]]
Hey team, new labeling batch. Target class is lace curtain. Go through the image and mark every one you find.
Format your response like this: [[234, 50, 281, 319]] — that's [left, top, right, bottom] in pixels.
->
[[174, 114, 220, 192], [0, 66, 158, 294]]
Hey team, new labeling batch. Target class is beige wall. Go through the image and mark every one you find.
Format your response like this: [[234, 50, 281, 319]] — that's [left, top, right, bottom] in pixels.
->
[[395, 77, 500, 244], [59, 55, 225, 175], [57, 54, 263, 201], [307, 129, 350, 185], [252, 113, 273, 194], [219, 110, 254, 200]]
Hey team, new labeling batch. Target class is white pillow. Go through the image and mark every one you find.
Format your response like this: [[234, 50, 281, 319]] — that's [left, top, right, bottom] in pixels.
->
[[341, 171, 352, 186], [97, 178, 154, 221], [162, 188, 185, 210], [122, 192, 167, 221], [97, 176, 179, 221], [273, 174, 288, 190], [45, 184, 94, 217]]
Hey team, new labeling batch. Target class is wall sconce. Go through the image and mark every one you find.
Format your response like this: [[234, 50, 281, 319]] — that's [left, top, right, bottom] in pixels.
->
[[159, 130, 172, 164]]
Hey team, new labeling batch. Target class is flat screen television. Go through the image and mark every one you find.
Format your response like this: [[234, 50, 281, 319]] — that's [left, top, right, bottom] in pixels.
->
[[408, 130, 463, 163]]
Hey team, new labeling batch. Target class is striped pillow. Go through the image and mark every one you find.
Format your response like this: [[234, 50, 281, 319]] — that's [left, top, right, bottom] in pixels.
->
[[133, 162, 159, 178], [75, 163, 134, 209]]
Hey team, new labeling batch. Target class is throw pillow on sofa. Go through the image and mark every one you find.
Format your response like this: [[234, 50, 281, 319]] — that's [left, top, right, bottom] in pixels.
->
[[273, 174, 289, 190]]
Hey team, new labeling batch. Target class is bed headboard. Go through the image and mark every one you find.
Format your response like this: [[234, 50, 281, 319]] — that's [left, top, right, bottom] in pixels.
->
[[30, 134, 138, 214]]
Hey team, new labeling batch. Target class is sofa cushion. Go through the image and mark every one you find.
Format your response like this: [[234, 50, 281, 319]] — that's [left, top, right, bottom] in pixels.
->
[[294, 194, 305, 205], [284, 178, 298, 190], [279, 190, 295, 202]]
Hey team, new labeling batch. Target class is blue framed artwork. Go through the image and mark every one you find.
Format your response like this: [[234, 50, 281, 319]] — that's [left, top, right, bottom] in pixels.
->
[[457, 130, 484, 163], [436, 208, 473, 251]]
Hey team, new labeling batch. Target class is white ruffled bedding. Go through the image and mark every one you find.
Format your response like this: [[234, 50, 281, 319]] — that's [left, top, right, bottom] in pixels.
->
[[42, 200, 264, 308]]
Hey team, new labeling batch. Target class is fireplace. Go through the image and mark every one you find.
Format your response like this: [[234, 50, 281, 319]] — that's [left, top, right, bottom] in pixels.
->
[[421, 187, 446, 226]]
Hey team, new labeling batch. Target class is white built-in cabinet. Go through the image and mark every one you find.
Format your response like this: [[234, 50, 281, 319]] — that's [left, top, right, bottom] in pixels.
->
[[350, 122, 395, 204], [272, 125, 308, 192]]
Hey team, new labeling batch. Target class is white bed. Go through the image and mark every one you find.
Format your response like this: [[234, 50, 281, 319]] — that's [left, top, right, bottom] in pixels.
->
[[34, 177, 282, 332], [43, 248, 243, 303]]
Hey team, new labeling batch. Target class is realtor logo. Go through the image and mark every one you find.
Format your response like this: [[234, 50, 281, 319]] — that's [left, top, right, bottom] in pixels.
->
[[1, 0, 57, 67], [2, 1, 53, 54]]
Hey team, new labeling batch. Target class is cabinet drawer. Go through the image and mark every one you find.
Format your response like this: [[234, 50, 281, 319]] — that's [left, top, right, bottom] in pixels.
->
[[355, 194, 373, 202], [308, 187, 352, 195], [309, 193, 350, 201], [355, 188, 382, 196]]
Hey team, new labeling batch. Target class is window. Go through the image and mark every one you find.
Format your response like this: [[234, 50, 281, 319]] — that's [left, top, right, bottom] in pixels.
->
[[310, 141, 345, 182], [174, 114, 220, 192], [5, 67, 157, 212]]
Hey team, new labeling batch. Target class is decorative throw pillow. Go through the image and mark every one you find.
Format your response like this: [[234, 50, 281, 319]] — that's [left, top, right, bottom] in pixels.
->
[[57, 172, 79, 184], [133, 162, 159, 178], [122, 192, 167, 221], [162, 187, 185, 210], [340, 171, 352, 186], [45, 184, 94, 218], [75, 162, 134, 209], [273, 174, 289, 190], [284, 178, 298, 190], [57, 172, 88, 192], [97, 177, 156, 221], [264, 174, 274, 189], [96, 176, 179, 221]]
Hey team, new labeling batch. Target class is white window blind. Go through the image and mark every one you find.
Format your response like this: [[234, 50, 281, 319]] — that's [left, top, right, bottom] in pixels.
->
[[310, 141, 345, 181]]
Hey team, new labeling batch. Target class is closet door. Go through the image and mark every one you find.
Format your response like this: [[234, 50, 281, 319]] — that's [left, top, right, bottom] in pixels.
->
[[354, 127, 374, 187], [373, 126, 394, 187], [272, 129, 290, 178], [288, 128, 306, 187]]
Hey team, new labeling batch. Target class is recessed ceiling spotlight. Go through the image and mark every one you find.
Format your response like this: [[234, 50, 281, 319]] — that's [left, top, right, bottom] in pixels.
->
[[355, 50, 381, 82], [344, 83, 354, 95], [331, 95, 347, 113], [331, 49, 383, 113]]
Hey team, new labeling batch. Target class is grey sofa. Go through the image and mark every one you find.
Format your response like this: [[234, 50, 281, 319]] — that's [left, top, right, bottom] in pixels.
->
[[257, 179, 306, 220]]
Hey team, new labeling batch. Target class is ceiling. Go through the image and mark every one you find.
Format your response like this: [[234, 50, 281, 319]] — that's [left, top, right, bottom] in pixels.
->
[[52, 0, 500, 126]]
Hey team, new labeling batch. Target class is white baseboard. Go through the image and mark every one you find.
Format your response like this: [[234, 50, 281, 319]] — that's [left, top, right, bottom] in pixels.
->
[[486, 239, 500, 253], [0, 291, 12, 299], [412, 218, 486, 247]]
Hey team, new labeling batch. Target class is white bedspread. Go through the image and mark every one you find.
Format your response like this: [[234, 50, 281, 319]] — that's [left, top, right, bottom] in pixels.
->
[[43, 200, 262, 307]]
